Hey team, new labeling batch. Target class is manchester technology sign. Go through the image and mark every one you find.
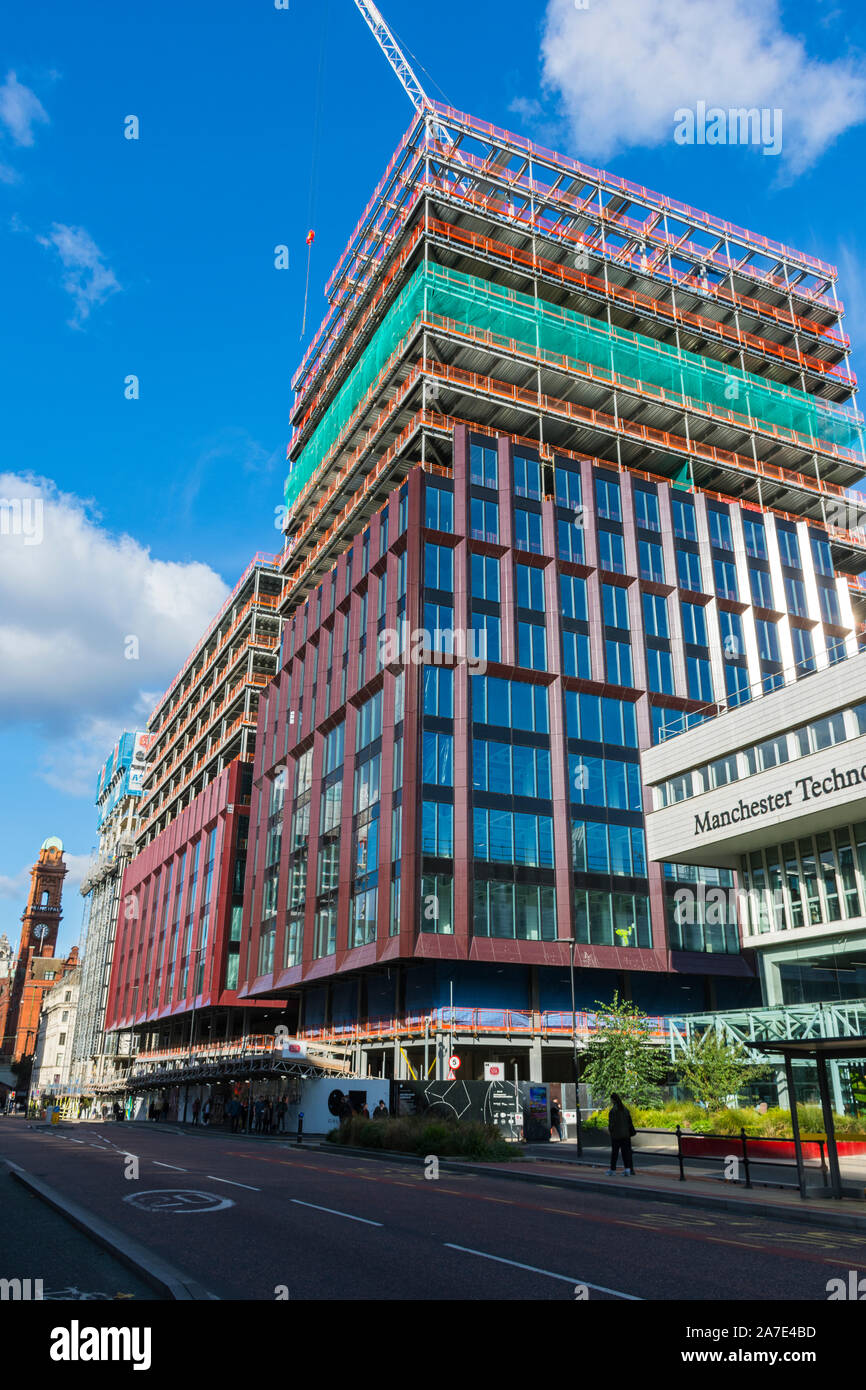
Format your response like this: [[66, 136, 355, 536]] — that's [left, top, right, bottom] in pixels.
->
[[694, 761, 866, 836]]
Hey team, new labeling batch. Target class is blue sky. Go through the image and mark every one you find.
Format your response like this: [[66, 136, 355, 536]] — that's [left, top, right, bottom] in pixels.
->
[[1, 0, 865, 954]]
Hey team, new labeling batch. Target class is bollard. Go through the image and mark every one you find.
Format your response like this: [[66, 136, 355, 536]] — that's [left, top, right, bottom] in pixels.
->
[[740, 1128, 752, 1189], [675, 1124, 685, 1181], [297, 1112, 304, 1145]]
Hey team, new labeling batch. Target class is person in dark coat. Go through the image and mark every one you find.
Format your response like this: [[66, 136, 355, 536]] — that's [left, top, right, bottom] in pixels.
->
[[339, 1097, 354, 1124], [550, 1099, 564, 1141], [606, 1093, 635, 1175], [372, 1101, 389, 1120]]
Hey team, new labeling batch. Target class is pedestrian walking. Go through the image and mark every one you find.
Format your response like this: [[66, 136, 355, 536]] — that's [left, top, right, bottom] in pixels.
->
[[192, 1097, 201, 1126], [372, 1100, 388, 1120], [606, 1093, 636, 1175], [550, 1098, 565, 1141], [203, 1098, 211, 1127], [276, 1098, 287, 1133], [339, 1097, 354, 1124]]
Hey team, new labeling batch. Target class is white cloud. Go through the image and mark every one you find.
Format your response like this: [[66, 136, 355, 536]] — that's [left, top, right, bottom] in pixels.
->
[[536, 0, 866, 176], [0, 71, 48, 147], [36, 223, 121, 327], [0, 472, 231, 795], [0, 864, 32, 902]]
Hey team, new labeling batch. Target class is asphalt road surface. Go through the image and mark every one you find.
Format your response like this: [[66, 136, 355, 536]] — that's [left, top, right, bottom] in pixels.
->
[[1, 1118, 863, 1301], [0, 1158, 163, 1301]]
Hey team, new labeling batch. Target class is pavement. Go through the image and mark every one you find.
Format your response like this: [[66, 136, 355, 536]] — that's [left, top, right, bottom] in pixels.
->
[[1, 1116, 864, 1301], [0, 1160, 164, 1301]]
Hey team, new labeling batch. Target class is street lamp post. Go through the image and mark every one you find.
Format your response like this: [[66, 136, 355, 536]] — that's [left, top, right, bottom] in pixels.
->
[[562, 937, 583, 1158]]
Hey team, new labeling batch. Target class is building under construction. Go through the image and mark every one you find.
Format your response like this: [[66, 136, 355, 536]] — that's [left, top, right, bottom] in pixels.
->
[[104, 556, 287, 1094], [235, 11, 866, 1082]]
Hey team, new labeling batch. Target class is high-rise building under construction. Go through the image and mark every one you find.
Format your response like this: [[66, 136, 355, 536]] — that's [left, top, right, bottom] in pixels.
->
[[237, 94, 866, 1079]]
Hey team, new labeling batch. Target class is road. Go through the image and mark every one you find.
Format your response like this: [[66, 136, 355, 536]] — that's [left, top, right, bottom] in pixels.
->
[[1, 1118, 864, 1301]]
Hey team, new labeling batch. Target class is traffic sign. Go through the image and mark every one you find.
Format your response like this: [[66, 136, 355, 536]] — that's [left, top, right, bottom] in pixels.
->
[[448, 1055, 461, 1070]]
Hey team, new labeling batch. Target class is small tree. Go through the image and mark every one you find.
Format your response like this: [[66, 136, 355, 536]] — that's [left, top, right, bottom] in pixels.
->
[[678, 1029, 769, 1111], [582, 992, 668, 1107]]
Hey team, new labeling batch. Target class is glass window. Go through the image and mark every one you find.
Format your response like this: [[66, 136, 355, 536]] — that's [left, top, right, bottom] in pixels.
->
[[791, 626, 815, 674], [749, 567, 774, 609], [424, 602, 455, 653], [818, 585, 841, 626], [811, 534, 834, 577], [354, 755, 381, 812], [687, 655, 713, 702], [676, 549, 702, 591], [518, 621, 547, 671], [557, 518, 585, 563], [719, 608, 744, 659], [514, 507, 543, 554], [595, 473, 621, 521], [605, 639, 633, 686], [555, 466, 582, 510], [756, 618, 781, 663], [561, 572, 588, 620], [725, 664, 751, 708], [639, 538, 665, 582], [743, 515, 767, 560], [602, 583, 630, 629], [672, 495, 697, 541], [471, 610, 501, 663], [470, 497, 499, 542], [598, 529, 625, 574], [422, 801, 454, 857], [713, 558, 738, 601], [422, 732, 453, 786], [777, 526, 801, 570], [784, 576, 808, 617], [514, 453, 541, 499], [562, 629, 591, 678], [646, 646, 674, 694], [634, 488, 660, 531], [425, 485, 453, 532], [470, 442, 498, 489], [643, 592, 669, 638], [471, 553, 500, 602], [425, 541, 453, 592], [517, 563, 545, 610], [681, 601, 708, 646], [708, 508, 733, 550], [475, 676, 548, 732], [423, 666, 453, 718]]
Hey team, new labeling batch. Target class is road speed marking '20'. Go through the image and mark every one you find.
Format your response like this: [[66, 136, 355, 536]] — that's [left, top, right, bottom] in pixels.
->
[[122, 1189, 234, 1213]]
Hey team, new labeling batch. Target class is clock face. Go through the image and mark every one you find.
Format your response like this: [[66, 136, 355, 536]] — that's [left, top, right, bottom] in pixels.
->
[[33, 924, 49, 941]]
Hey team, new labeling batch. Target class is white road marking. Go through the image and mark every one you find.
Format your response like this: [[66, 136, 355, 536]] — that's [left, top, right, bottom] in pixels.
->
[[444, 1244, 642, 1300], [291, 1199, 382, 1227], [154, 1162, 188, 1172], [207, 1176, 261, 1191]]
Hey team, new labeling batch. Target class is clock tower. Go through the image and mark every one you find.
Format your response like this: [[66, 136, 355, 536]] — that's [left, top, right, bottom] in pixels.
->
[[0, 837, 68, 1066]]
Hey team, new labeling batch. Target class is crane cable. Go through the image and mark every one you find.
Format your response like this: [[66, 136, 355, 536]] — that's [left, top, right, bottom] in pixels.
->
[[301, 0, 330, 339]]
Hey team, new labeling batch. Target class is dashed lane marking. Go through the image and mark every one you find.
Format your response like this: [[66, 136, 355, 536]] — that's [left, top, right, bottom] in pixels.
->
[[444, 1244, 642, 1299], [290, 1198, 382, 1227]]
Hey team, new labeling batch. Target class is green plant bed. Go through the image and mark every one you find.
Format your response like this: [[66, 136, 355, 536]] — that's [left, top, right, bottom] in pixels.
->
[[326, 1113, 519, 1161], [583, 1099, 866, 1140]]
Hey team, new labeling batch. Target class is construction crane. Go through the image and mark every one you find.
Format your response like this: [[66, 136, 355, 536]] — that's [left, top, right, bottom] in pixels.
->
[[353, 0, 454, 146]]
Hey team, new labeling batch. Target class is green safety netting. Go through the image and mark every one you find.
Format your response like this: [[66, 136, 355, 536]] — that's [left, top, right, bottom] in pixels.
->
[[286, 264, 863, 511]]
